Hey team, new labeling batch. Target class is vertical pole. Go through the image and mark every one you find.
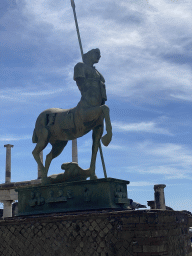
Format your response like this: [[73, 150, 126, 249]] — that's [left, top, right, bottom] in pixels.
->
[[38, 151, 43, 179], [71, 0, 84, 164], [3, 144, 14, 218], [99, 142, 107, 178], [72, 139, 78, 163], [71, 0, 84, 59], [4, 144, 14, 183], [154, 184, 166, 210]]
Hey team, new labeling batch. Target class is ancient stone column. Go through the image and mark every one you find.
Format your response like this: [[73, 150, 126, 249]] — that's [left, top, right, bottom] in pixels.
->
[[147, 200, 155, 210], [2, 200, 12, 218], [38, 151, 43, 179], [154, 184, 166, 210], [72, 139, 78, 163], [4, 144, 14, 183]]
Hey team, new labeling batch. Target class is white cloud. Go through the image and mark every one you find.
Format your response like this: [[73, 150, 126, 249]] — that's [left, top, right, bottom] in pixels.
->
[[23, 0, 74, 32], [0, 84, 75, 104], [1, 87, 63, 99], [170, 94, 192, 101], [129, 181, 155, 187], [0, 134, 31, 142], [146, 143, 192, 166], [133, 142, 192, 179], [112, 121, 171, 135], [97, 0, 192, 102], [107, 144, 124, 150], [138, 166, 192, 180]]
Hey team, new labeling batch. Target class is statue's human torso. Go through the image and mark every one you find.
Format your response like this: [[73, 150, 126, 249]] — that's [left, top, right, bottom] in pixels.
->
[[74, 62, 106, 107]]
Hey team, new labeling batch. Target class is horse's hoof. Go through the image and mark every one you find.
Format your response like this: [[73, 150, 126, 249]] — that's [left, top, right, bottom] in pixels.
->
[[90, 174, 98, 180], [101, 133, 112, 146]]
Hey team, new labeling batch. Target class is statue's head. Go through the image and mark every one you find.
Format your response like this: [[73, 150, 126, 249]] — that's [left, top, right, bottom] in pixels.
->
[[83, 48, 101, 65]]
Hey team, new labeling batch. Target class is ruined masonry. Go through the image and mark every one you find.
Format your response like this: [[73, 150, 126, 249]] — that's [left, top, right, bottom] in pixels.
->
[[0, 210, 191, 256]]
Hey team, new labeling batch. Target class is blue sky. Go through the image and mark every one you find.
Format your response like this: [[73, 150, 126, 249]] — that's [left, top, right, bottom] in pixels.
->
[[0, 0, 192, 212]]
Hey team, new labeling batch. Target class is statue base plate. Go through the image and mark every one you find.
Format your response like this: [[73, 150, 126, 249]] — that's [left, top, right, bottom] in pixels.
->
[[16, 178, 130, 216]]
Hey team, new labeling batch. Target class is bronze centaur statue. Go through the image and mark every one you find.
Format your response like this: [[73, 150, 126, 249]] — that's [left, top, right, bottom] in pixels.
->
[[32, 49, 112, 183]]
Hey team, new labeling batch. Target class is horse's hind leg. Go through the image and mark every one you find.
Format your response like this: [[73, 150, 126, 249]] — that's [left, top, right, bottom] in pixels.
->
[[45, 141, 68, 175], [90, 125, 103, 179], [83, 105, 112, 147]]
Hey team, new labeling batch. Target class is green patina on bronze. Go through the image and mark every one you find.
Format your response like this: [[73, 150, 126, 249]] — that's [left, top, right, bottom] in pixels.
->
[[16, 178, 130, 216]]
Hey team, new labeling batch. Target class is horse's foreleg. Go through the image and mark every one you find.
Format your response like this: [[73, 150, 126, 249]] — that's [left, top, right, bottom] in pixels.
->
[[45, 141, 68, 175], [101, 105, 112, 146], [32, 141, 48, 179], [90, 125, 103, 180]]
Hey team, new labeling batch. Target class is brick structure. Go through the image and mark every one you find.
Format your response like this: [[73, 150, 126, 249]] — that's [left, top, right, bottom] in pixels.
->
[[0, 210, 191, 256]]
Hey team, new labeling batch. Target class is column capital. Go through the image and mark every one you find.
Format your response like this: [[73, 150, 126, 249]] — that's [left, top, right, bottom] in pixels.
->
[[4, 144, 14, 148], [154, 184, 166, 190]]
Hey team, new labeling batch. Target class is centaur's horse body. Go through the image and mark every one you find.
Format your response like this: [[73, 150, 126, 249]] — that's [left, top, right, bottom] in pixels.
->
[[32, 49, 112, 182]]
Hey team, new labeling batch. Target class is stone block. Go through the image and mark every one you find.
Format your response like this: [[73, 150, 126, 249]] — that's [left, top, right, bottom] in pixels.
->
[[133, 245, 143, 252], [151, 229, 168, 237], [120, 230, 135, 240], [135, 230, 151, 237], [143, 244, 165, 253], [16, 178, 130, 216]]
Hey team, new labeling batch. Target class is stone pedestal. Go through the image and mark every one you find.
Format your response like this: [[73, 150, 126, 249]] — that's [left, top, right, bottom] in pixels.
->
[[154, 184, 166, 210], [2, 200, 12, 218], [16, 178, 130, 216], [147, 200, 155, 209]]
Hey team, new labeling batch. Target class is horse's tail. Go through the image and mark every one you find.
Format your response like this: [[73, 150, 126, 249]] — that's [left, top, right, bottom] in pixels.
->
[[32, 128, 38, 143]]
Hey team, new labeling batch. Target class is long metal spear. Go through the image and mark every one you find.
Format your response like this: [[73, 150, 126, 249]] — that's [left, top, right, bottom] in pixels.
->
[[71, 0, 83, 59], [70, 0, 107, 178]]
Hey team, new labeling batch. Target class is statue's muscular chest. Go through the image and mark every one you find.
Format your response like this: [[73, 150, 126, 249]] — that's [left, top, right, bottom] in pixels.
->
[[84, 65, 100, 80]]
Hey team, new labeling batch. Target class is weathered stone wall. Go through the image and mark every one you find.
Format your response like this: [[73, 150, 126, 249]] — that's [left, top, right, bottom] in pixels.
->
[[0, 210, 191, 256]]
